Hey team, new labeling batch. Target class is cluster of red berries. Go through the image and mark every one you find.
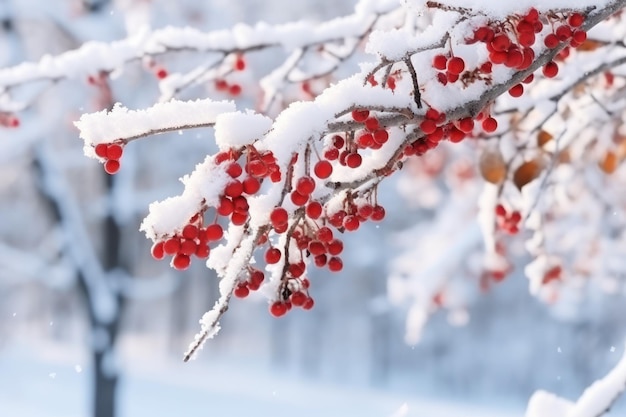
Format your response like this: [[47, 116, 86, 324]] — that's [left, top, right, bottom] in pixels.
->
[[215, 79, 242, 96], [213, 55, 247, 96], [234, 267, 265, 297], [542, 265, 562, 285], [151, 216, 224, 270], [94, 142, 124, 174], [495, 204, 521, 234], [432, 55, 466, 85], [215, 148, 280, 226], [323, 133, 361, 169], [320, 109, 391, 169], [149, 146, 280, 270], [269, 278, 315, 317], [0, 113, 19, 128]]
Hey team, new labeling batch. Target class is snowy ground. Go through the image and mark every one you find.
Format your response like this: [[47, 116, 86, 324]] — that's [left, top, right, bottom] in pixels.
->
[[0, 341, 522, 417]]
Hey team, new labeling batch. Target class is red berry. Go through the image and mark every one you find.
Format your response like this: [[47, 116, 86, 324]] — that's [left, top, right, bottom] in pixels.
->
[[432, 54, 448, 70], [224, 180, 244, 198], [327, 239, 344, 256], [242, 176, 261, 194], [172, 254, 191, 270], [302, 297, 315, 310], [543, 61, 559, 78], [195, 243, 210, 258], [448, 127, 465, 143], [296, 176, 316, 195], [306, 201, 323, 219], [270, 207, 289, 227], [556, 26, 572, 41], [95, 143, 108, 158], [317, 227, 333, 242], [572, 30, 587, 44], [234, 284, 249, 298], [234, 55, 246, 71], [182, 223, 199, 239], [163, 237, 181, 255], [425, 108, 440, 120], [490, 35, 511, 52], [420, 119, 437, 134], [544, 34, 559, 49], [180, 239, 197, 256], [495, 204, 507, 217], [371, 206, 386, 221], [510, 211, 522, 224], [229, 84, 242, 96], [568, 13, 584, 27], [525, 8, 539, 22], [364, 117, 379, 131], [106, 144, 123, 160], [215, 79, 228, 91], [447, 57, 465, 75], [518, 32, 535, 48], [458, 118, 474, 133], [358, 204, 374, 218], [332, 135, 345, 149], [151, 241, 165, 260], [314, 254, 327, 267], [343, 215, 360, 231], [226, 162, 243, 178], [508, 84, 524, 98], [374, 129, 389, 144], [290, 190, 308, 206], [247, 160, 268, 177], [288, 263, 305, 278], [352, 109, 369, 122], [291, 291, 308, 307], [357, 132, 373, 148], [217, 197, 234, 216], [155, 68, 168, 79], [346, 153, 362, 168], [269, 301, 288, 317], [309, 240, 326, 256], [482, 117, 498, 133], [104, 159, 120, 174], [328, 256, 343, 272], [314, 160, 333, 179], [250, 270, 265, 287], [203, 224, 222, 242], [265, 247, 281, 264]]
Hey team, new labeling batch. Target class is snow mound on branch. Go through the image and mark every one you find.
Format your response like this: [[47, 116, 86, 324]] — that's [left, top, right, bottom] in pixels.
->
[[404, 0, 613, 19], [214, 111, 273, 150], [525, 391, 573, 417], [75, 98, 235, 148]]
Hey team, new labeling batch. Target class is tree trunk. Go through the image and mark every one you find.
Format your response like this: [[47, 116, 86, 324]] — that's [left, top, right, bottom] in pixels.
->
[[93, 349, 119, 417]]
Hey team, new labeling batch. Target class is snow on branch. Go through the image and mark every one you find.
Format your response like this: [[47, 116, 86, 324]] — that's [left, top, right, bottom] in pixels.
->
[[50, 0, 626, 359], [75, 98, 235, 147], [525, 343, 626, 417]]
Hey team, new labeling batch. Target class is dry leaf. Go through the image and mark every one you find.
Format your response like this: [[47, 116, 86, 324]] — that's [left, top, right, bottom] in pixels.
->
[[513, 158, 543, 190], [558, 148, 571, 164], [576, 39, 604, 52], [599, 150, 619, 174], [479, 148, 507, 184], [537, 130, 553, 147]]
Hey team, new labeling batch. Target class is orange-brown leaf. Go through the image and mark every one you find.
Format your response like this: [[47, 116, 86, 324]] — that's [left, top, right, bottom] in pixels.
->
[[513, 159, 543, 190], [576, 39, 604, 52], [537, 130, 553, 147], [479, 148, 507, 184], [599, 150, 619, 174]]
